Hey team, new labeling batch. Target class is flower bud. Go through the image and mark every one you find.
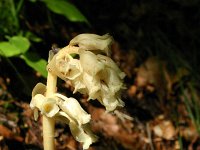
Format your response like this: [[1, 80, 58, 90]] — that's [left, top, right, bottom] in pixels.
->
[[32, 83, 46, 97], [97, 54, 126, 79], [55, 93, 91, 125], [30, 83, 47, 120], [48, 53, 82, 81], [55, 111, 98, 150], [80, 50, 105, 76], [69, 33, 113, 56], [69, 121, 98, 150], [40, 98, 59, 117]]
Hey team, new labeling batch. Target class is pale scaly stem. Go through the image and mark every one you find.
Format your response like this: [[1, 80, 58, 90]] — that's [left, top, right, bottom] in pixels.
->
[[43, 69, 57, 150]]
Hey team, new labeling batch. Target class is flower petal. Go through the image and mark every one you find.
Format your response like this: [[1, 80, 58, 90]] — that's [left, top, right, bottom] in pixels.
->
[[97, 54, 126, 79], [99, 68, 124, 93], [69, 121, 97, 150], [102, 95, 124, 112], [55, 111, 98, 150], [47, 53, 82, 81], [69, 33, 113, 56], [82, 72, 100, 100], [32, 83, 46, 97], [66, 58, 82, 80], [71, 76, 87, 94], [55, 93, 91, 125], [30, 94, 46, 110], [80, 50, 104, 76], [30, 94, 46, 120], [55, 111, 71, 124], [41, 98, 60, 117]]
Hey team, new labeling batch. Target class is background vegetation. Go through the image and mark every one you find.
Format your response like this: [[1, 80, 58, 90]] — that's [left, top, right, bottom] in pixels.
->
[[0, 0, 200, 149]]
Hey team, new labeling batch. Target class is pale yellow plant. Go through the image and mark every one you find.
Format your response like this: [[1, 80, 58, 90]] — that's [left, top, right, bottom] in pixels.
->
[[30, 33, 125, 150], [30, 83, 98, 149], [47, 33, 125, 111]]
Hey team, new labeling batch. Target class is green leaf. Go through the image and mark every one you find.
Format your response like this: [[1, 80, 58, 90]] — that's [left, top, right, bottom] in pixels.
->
[[21, 52, 48, 78], [9, 36, 30, 53], [0, 42, 22, 57], [43, 0, 89, 23], [0, 36, 30, 57], [29, 0, 37, 2], [25, 31, 43, 43]]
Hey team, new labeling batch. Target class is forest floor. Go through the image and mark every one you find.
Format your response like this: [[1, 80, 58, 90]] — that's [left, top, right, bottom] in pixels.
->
[[0, 40, 200, 150]]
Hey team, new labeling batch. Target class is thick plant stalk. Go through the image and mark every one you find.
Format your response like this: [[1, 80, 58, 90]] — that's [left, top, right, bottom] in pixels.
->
[[29, 34, 124, 150], [43, 69, 57, 150]]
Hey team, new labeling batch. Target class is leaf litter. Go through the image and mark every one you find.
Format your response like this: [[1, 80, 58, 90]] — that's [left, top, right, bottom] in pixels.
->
[[0, 41, 200, 150]]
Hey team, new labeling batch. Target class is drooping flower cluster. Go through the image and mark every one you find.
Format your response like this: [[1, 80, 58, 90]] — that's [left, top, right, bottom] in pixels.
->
[[30, 83, 98, 149], [30, 33, 125, 149], [47, 33, 126, 111]]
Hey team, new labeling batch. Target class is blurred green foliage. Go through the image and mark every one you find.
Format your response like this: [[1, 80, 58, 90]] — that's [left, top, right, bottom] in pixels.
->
[[0, 0, 88, 78], [0, 36, 30, 57], [0, 0, 200, 148], [181, 83, 200, 135], [43, 0, 89, 24]]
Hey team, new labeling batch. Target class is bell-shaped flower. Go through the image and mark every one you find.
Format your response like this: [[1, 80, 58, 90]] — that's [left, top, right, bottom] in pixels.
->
[[78, 50, 125, 111], [54, 93, 91, 125], [30, 84, 98, 149], [79, 50, 105, 76], [40, 97, 60, 117], [31, 95, 60, 120], [69, 33, 113, 56], [30, 94, 45, 121], [72, 78, 86, 94], [55, 111, 98, 150], [30, 94, 45, 111], [69, 121, 98, 150], [98, 68, 125, 94], [97, 54, 126, 79], [30, 83, 46, 120], [100, 83, 125, 112], [47, 33, 125, 112], [30, 83, 59, 120], [82, 72, 101, 100], [47, 52, 82, 81], [31, 83, 46, 97]]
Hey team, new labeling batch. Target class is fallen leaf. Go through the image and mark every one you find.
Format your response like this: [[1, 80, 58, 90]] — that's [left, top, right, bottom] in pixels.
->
[[153, 120, 175, 140], [0, 125, 23, 142]]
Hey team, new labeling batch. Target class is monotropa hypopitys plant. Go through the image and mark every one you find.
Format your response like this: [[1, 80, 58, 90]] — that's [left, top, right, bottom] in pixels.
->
[[30, 33, 125, 149]]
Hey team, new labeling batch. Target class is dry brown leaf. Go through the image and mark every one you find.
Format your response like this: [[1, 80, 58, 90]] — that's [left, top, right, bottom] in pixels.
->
[[179, 123, 198, 141], [153, 120, 176, 140], [0, 125, 23, 142], [135, 57, 168, 100], [88, 105, 139, 150], [128, 85, 137, 97]]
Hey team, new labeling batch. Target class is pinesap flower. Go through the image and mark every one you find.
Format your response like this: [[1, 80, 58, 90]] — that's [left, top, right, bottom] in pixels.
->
[[54, 94, 98, 149], [56, 111, 98, 150], [47, 33, 125, 111], [30, 83, 97, 149], [69, 33, 113, 56], [30, 83, 60, 120], [47, 51, 82, 81], [78, 50, 125, 111], [54, 93, 91, 125]]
